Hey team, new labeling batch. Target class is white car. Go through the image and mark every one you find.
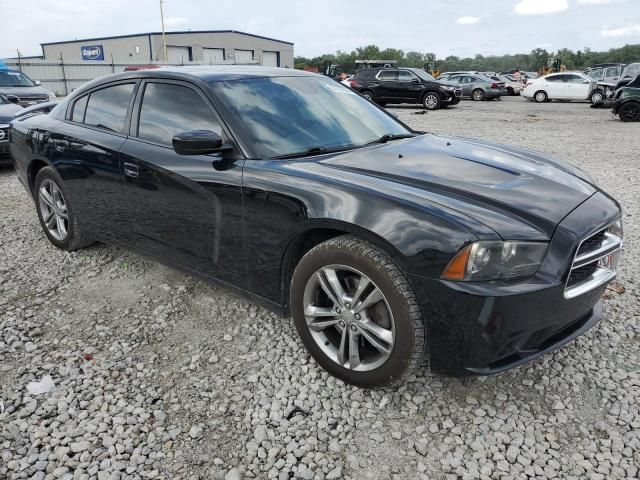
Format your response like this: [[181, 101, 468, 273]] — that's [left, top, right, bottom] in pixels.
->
[[522, 72, 598, 103]]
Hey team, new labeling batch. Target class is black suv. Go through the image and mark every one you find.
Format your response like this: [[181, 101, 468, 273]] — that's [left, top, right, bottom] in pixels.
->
[[350, 67, 462, 110]]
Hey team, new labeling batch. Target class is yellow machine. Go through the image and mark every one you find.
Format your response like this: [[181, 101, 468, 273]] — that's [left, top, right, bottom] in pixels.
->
[[538, 58, 566, 76], [424, 62, 441, 78]]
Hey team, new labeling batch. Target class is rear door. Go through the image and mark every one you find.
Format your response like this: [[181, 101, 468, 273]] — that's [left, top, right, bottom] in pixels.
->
[[543, 74, 566, 98], [119, 80, 246, 283], [459, 76, 475, 97], [374, 69, 399, 100], [53, 81, 137, 240]]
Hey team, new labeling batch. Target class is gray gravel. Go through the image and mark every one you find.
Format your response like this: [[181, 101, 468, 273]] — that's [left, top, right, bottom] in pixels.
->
[[1, 96, 639, 480]]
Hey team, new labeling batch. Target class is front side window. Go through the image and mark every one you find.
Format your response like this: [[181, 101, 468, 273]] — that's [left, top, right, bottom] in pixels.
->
[[84, 83, 135, 133], [210, 76, 411, 159], [137, 83, 221, 146], [398, 71, 419, 82], [605, 67, 618, 78], [588, 68, 603, 80]]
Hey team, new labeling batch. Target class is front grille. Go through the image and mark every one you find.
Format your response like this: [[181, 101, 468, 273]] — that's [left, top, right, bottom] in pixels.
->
[[564, 222, 622, 299], [17, 95, 48, 107], [577, 230, 605, 256], [567, 263, 598, 287]]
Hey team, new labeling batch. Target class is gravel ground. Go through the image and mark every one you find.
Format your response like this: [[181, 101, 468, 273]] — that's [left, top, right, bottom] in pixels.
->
[[1, 96, 639, 480]]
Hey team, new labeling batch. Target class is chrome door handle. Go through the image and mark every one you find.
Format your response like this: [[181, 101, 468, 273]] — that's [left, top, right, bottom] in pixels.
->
[[123, 162, 139, 178]]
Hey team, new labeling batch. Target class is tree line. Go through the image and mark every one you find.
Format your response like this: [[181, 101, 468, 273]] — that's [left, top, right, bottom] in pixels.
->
[[294, 44, 640, 73]]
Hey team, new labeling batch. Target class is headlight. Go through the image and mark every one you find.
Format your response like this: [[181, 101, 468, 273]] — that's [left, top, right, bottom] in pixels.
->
[[441, 241, 548, 281], [443, 86, 456, 90], [607, 219, 623, 240]]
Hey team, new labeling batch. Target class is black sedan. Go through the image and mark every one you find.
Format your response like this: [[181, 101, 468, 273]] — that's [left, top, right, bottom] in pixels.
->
[[9, 67, 622, 387]]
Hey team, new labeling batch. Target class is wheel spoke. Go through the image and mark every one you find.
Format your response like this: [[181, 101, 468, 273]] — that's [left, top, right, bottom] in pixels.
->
[[351, 276, 371, 306], [357, 320, 393, 354], [56, 215, 67, 238], [43, 210, 55, 224], [45, 213, 57, 229], [353, 287, 383, 314], [316, 268, 345, 308], [336, 326, 348, 366], [305, 305, 337, 318], [348, 329, 361, 368], [304, 306, 339, 331], [39, 187, 54, 208]]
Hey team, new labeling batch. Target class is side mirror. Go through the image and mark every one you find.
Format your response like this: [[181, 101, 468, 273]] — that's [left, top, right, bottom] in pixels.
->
[[172, 130, 232, 155], [6, 95, 20, 104], [34, 80, 42, 86], [582, 80, 591, 84], [411, 78, 420, 84]]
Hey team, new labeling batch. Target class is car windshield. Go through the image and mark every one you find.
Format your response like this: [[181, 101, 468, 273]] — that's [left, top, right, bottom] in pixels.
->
[[210, 75, 412, 159], [407, 69, 435, 81], [622, 63, 640, 78], [0, 70, 36, 87]]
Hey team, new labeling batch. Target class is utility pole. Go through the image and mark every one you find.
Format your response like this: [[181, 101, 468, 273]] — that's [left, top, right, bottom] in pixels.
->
[[159, 0, 168, 62]]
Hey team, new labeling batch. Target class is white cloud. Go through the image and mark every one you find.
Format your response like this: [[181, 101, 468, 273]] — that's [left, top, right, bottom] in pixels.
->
[[456, 16, 482, 25], [577, 0, 619, 4], [514, 0, 568, 15], [164, 16, 188, 27], [601, 24, 640, 37]]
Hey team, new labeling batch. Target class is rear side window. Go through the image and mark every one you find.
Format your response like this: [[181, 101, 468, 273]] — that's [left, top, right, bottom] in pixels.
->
[[353, 70, 375, 80], [71, 95, 88, 123], [546, 75, 565, 82], [377, 70, 398, 81], [84, 83, 135, 133], [136, 82, 221, 146]]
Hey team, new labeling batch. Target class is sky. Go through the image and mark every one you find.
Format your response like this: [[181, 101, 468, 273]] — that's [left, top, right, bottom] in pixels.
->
[[1, 0, 639, 59]]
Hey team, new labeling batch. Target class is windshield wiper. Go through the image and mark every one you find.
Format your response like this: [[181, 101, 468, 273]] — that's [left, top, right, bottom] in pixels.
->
[[272, 145, 353, 160], [365, 133, 416, 145]]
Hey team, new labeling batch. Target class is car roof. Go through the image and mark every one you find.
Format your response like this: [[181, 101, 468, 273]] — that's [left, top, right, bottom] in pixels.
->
[[99, 65, 316, 83]]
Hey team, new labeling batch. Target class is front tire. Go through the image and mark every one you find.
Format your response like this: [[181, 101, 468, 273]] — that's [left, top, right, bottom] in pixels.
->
[[422, 92, 442, 110], [291, 235, 426, 387], [34, 167, 94, 251], [618, 102, 640, 122], [590, 90, 604, 104]]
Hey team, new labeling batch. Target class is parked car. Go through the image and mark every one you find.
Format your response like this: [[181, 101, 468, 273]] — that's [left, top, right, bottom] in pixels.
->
[[614, 63, 640, 90], [446, 74, 508, 100], [350, 67, 462, 110], [492, 74, 523, 95], [584, 63, 625, 85], [612, 74, 640, 122], [0, 68, 56, 107], [437, 71, 476, 81], [10, 66, 623, 387], [522, 72, 598, 103], [0, 94, 24, 165], [13, 100, 59, 120]]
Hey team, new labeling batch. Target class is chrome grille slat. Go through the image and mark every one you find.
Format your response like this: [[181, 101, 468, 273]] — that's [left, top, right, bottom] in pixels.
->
[[564, 222, 622, 299]]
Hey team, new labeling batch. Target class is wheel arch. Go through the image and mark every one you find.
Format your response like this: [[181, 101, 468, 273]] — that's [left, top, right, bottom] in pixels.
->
[[279, 221, 408, 314], [28, 158, 53, 195]]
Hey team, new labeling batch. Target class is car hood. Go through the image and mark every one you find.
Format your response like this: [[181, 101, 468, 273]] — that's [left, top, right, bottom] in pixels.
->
[[0, 103, 23, 123], [311, 134, 597, 238], [0, 85, 50, 97]]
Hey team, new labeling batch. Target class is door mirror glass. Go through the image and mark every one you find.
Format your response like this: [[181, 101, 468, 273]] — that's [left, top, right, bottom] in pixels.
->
[[172, 130, 230, 155]]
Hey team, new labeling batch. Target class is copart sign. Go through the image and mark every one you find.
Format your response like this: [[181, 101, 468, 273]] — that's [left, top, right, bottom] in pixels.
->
[[81, 45, 104, 61]]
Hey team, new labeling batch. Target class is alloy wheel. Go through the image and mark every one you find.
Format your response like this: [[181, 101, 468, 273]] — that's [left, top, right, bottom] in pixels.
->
[[38, 179, 69, 241], [591, 92, 604, 103], [302, 264, 395, 371], [424, 94, 438, 108], [473, 90, 485, 101]]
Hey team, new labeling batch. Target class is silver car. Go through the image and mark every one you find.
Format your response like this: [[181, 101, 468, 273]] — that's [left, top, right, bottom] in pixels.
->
[[446, 74, 508, 100]]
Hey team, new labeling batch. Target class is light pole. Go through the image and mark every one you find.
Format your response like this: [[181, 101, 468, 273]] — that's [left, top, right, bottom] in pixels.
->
[[159, 0, 168, 62]]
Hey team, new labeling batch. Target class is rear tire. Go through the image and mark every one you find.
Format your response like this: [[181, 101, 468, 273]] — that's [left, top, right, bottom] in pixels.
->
[[290, 235, 426, 388], [422, 92, 442, 110], [472, 89, 485, 101], [34, 166, 94, 251], [534, 90, 548, 103], [361, 90, 374, 101]]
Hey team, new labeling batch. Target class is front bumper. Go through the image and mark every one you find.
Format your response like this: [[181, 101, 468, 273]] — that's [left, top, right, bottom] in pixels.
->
[[0, 124, 10, 165], [409, 191, 621, 376]]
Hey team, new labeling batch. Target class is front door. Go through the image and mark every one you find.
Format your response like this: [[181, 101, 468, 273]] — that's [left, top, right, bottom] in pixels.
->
[[119, 80, 245, 285], [564, 74, 590, 100], [395, 70, 423, 102]]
